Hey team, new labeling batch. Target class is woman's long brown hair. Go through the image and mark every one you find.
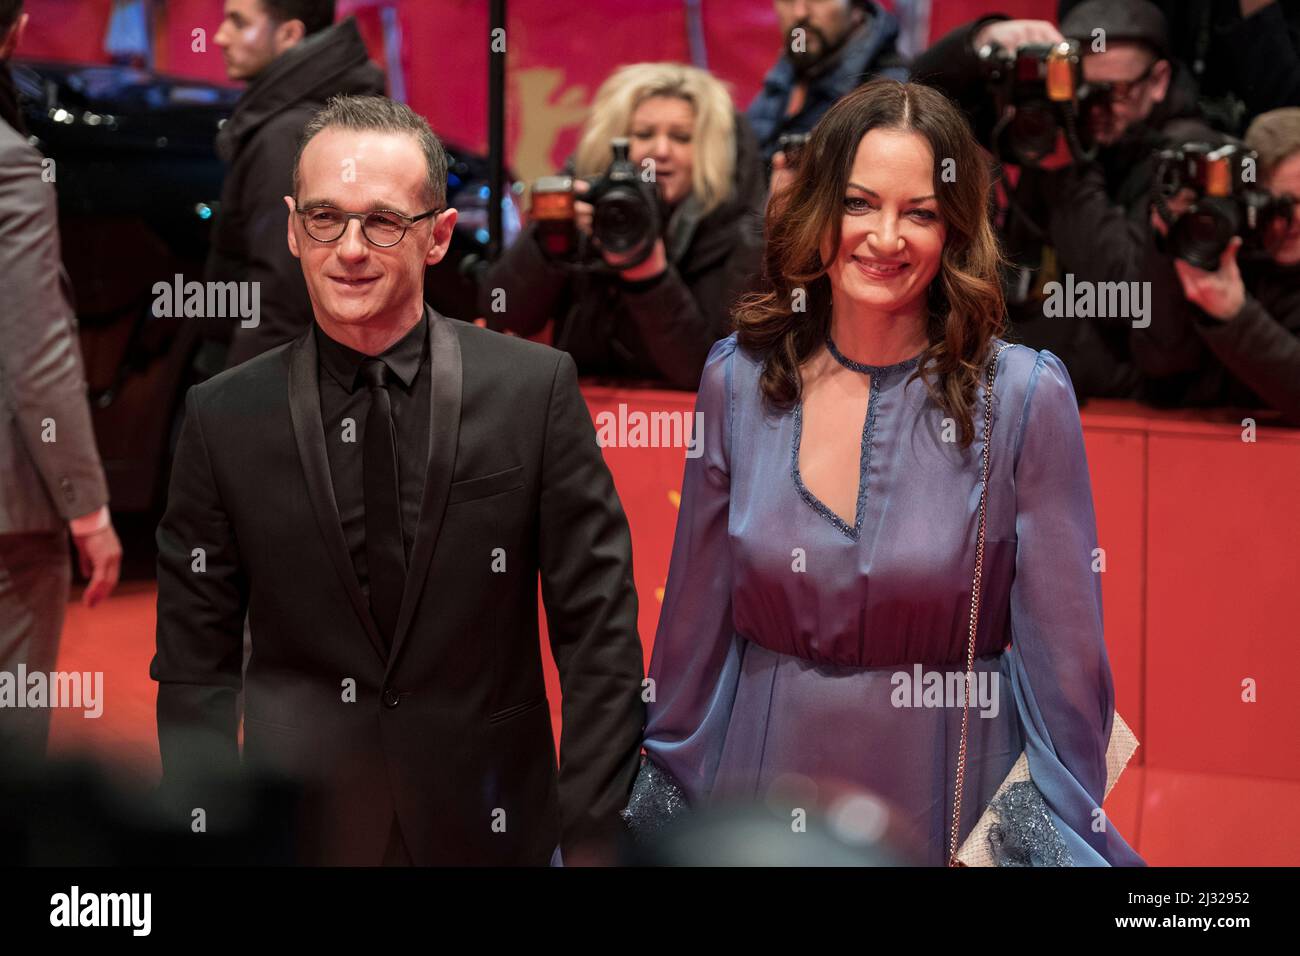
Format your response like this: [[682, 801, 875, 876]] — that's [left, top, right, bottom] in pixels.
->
[[735, 79, 1006, 449]]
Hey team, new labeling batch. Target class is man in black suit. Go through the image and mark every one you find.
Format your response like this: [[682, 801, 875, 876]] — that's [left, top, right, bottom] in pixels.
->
[[151, 94, 645, 865]]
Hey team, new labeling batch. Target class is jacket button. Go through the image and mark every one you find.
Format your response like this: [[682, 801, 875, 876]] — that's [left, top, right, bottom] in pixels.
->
[[383, 687, 401, 708]]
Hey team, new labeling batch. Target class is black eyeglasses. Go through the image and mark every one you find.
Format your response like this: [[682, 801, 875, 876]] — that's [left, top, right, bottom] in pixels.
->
[[1091, 60, 1159, 103], [294, 202, 442, 247]]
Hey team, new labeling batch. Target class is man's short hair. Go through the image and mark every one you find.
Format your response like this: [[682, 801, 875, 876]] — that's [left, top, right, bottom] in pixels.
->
[[1245, 108, 1300, 184], [262, 0, 335, 37], [0, 0, 23, 35], [293, 94, 448, 209]]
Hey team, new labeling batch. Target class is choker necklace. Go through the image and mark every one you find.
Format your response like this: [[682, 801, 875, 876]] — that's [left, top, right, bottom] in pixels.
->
[[825, 334, 925, 374]]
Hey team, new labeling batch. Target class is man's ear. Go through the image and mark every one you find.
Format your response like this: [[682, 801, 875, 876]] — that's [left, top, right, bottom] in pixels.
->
[[1151, 58, 1172, 104], [425, 208, 459, 266], [285, 196, 301, 258], [272, 18, 307, 55]]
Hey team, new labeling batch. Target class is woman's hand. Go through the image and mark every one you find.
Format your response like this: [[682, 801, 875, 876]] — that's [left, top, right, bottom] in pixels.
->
[[1173, 236, 1247, 321], [572, 178, 595, 237], [613, 238, 668, 281], [574, 178, 668, 279]]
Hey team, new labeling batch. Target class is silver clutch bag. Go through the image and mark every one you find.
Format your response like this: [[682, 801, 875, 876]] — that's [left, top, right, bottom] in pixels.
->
[[954, 711, 1140, 866]]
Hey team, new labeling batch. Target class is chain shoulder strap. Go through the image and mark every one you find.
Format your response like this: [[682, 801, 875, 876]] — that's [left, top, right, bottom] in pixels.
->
[[947, 340, 1013, 867]]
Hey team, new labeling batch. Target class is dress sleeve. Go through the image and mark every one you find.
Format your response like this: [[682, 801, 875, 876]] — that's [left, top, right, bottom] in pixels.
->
[[637, 335, 745, 808], [1003, 349, 1145, 865]]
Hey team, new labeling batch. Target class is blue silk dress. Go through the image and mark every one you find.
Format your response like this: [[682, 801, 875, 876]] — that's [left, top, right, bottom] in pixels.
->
[[636, 333, 1145, 866]]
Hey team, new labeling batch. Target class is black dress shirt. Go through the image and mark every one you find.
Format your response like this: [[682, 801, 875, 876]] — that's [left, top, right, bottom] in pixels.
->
[[315, 314, 431, 602]]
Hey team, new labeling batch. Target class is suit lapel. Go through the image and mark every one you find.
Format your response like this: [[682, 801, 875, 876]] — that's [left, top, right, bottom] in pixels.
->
[[388, 307, 462, 665], [286, 329, 388, 661]]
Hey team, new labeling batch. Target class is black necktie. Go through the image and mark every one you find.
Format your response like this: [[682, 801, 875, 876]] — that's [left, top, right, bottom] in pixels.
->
[[361, 358, 406, 650]]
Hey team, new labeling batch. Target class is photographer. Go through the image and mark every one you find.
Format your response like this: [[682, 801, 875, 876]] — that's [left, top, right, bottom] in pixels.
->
[[1060, 0, 1300, 132], [912, 1, 1218, 402], [478, 63, 766, 390], [1135, 109, 1300, 424], [748, 0, 908, 174]]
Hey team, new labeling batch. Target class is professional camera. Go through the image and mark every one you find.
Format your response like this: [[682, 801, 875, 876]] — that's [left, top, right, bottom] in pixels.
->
[[978, 39, 1098, 167], [1152, 143, 1296, 270], [529, 137, 660, 268]]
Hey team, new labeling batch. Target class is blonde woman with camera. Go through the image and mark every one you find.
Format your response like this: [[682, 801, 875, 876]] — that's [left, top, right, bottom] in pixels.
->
[[479, 62, 767, 389]]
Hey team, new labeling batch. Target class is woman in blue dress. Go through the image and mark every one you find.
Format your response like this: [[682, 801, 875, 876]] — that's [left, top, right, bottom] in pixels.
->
[[625, 79, 1145, 866]]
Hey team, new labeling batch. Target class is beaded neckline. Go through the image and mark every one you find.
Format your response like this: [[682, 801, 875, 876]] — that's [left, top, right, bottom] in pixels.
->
[[825, 334, 924, 375]]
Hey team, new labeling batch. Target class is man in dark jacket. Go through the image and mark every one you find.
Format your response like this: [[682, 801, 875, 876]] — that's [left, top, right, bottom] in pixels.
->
[[1134, 107, 1300, 424], [479, 112, 768, 391], [913, 1, 1219, 403], [207, 0, 385, 368], [1060, 0, 1300, 133], [748, 0, 908, 166], [153, 95, 644, 865]]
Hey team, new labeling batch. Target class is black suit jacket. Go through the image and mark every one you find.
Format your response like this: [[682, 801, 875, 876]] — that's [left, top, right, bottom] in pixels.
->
[[151, 307, 645, 864]]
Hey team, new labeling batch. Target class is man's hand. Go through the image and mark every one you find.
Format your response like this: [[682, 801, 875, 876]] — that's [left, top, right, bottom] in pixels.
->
[[1150, 187, 1197, 237], [972, 19, 1064, 53], [770, 149, 796, 197], [72, 520, 122, 608], [1173, 236, 1247, 321], [1035, 127, 1076, 171]]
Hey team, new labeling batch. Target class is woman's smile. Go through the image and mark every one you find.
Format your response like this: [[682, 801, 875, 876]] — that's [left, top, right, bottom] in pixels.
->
[[852, 255, 910, 279]]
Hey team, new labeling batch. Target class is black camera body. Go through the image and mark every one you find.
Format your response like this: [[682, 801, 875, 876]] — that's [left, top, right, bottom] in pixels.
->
[[585, 137, 660, 266], [1153, 143, 1295, 270], [978, 39, 1095, 167], [530, 137, 660, 269]]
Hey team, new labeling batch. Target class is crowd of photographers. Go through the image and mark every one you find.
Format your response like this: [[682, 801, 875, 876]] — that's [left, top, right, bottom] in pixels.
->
[[912, 0, 1300, 421], [43, 0, 1298, 421], [183, 0, 1300, 419], [477, 0, 1300, 424]]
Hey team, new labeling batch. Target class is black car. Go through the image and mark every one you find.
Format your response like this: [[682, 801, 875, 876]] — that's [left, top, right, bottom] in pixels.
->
[[14, 60, 520, 513]]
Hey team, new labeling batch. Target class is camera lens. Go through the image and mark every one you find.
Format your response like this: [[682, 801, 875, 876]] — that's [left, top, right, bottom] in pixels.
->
[[1172, 200, 1240, 270], [1010, 103, 1057, 163], [594, 186, 653, 257]]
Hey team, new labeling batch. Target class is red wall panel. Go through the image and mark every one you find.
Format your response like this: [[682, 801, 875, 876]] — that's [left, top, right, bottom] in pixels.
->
[[13, 1, 1061, 181]]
